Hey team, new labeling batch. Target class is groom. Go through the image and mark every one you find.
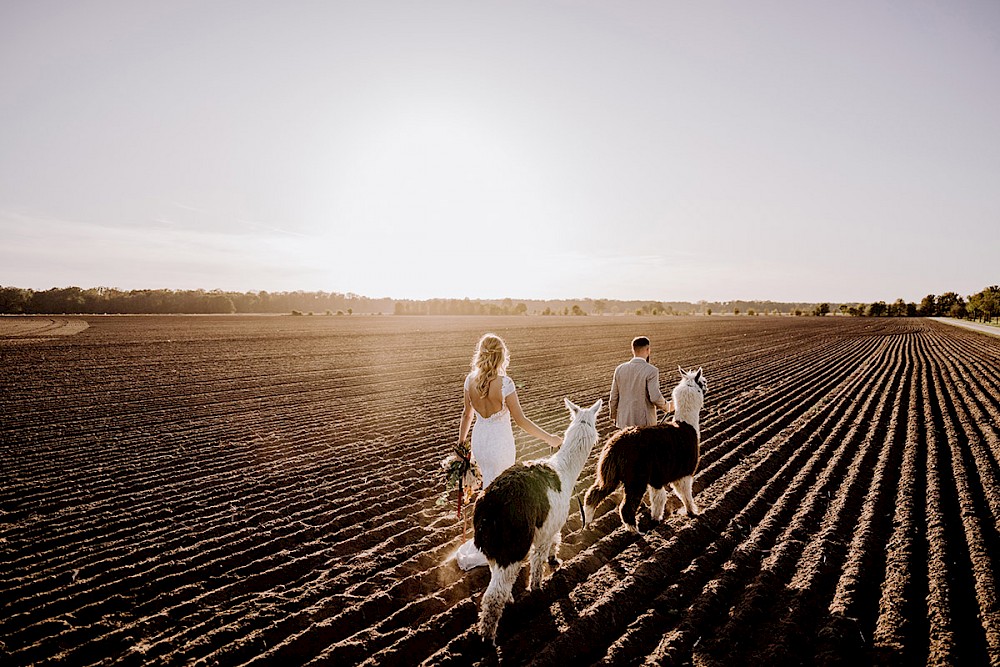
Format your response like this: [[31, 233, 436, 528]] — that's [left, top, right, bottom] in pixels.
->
[[609, 336, 673, 428]]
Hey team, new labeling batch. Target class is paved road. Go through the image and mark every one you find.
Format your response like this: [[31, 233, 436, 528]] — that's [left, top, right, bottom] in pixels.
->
[[930, 316, 1000, 338]]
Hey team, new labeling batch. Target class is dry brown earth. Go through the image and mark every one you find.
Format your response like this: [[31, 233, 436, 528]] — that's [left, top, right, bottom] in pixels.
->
[[0, 317, 89, 342], [1, 315, 998, 665]]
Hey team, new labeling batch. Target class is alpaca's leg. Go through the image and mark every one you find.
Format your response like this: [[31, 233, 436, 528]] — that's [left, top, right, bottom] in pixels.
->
[[528, 542, 547, 591], [547, 531, 562, 570], [648, 486, 668, 522], [670, 476, 700, 516], [479, 562, 520, 644], [619, 481, 645, 533], [583, 481, 615, 526]]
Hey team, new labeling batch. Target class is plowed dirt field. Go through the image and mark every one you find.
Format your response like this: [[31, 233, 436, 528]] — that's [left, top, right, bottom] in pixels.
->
[[2, 315, 998, 666]]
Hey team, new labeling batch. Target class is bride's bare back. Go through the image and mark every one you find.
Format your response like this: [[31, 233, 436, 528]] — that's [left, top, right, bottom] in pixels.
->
[[468, 376, 505, 419]]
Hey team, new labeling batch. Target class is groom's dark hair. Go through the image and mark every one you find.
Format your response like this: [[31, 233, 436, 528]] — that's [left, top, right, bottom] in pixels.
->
[[631, 336, 650, 351]]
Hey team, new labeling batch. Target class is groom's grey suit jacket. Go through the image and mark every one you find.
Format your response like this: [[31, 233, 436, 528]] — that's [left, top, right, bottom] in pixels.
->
[[609, 357, 666, 428]]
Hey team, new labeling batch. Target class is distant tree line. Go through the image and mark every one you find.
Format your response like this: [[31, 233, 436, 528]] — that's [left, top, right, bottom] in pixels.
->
[[837, 286, 999, 323], [1, 285, 995, 321], [0, 289, 808, 316], [0, 286, 393, 315], [393, 298, 826, 317], [393, 298, 529, 316]]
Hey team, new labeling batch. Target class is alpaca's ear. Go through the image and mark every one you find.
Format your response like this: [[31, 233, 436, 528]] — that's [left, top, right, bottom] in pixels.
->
[[678, 365, 686, 377], [695, 368, 703, 381], [565, 397, 579, 416], [588, 398, 603, 415]]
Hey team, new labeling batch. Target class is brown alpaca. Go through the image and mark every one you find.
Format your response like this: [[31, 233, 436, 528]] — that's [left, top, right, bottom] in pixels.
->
[[584, 367, 706, 532]]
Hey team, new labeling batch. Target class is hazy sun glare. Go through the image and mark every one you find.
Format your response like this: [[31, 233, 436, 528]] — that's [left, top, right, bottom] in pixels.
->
[[316, 95, 573, 298]]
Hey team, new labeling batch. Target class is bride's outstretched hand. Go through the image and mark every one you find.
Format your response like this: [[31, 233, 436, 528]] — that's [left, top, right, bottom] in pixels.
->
[[546, 433, 563, 449]]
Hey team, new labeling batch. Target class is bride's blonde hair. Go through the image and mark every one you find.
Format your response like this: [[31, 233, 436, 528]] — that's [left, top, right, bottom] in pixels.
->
[[470, 333, 510, 398]]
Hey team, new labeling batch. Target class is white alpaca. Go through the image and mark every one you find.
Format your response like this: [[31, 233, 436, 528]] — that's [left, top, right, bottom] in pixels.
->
[[473, 398, 603, 643]]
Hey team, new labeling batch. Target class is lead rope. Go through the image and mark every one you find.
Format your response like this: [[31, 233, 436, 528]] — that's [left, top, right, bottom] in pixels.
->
[[659, 400, 673, 424]]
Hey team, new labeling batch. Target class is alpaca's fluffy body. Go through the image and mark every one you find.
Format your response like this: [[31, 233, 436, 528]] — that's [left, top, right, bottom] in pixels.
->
[[474, 398, 602, 643], [584, 368, 706, 532], [474, 462, 561, 567]]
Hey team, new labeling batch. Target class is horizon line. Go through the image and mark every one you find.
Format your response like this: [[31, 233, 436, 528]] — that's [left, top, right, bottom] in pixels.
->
[[1, 283, 964, 306]]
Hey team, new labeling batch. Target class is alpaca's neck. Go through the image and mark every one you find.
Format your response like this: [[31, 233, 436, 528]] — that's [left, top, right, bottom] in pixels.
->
[[673, 410, 699, 435], [672, 390, 701, 436], [550, 430, 592, 486]]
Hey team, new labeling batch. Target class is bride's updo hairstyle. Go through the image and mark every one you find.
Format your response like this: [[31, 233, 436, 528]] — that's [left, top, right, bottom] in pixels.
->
[[470, 333, 510, 398]]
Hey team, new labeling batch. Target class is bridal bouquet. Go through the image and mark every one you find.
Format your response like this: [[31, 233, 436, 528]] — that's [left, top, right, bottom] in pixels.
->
[[439, 440, 481, 518]]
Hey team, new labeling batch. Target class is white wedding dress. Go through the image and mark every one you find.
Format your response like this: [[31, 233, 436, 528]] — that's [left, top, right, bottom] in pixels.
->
[[455, 374, 517, 571]]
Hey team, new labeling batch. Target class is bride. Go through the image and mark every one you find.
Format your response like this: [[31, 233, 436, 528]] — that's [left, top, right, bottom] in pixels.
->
[[454, 333, 563, 571]]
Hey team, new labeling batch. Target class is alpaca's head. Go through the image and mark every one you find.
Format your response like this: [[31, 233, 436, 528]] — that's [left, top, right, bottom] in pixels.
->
[[561, 397, 602, 454], [677, 366, 707, 394], [672, 367, 707, 417]]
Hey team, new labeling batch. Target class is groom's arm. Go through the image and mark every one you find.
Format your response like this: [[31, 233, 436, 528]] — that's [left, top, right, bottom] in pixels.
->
[[647, 369, 669, 412]]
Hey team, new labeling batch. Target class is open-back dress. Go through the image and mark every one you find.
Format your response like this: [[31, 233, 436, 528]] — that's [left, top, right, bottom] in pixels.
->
[[455, 373, 517, 570]]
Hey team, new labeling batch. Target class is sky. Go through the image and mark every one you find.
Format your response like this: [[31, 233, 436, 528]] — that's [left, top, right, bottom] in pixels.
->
[[1, 0, 998, 303]]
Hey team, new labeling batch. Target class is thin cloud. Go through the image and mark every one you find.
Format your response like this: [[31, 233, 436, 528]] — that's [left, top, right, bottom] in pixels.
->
[[0, 210, 326, 291], [169, 201, 208, 213], [235, 218, 311, 238]]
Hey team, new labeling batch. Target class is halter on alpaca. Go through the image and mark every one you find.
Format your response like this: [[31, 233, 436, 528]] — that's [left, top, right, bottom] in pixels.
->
[[473, 397, 602, 644], [583, 367, 706, 533]]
